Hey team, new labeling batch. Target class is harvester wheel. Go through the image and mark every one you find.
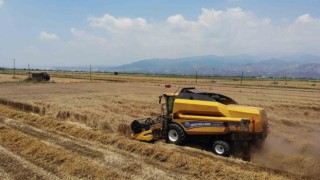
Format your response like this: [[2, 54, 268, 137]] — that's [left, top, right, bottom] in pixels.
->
[[212, 140, 230, 157], [241, 141, 251, 161], [167, 124, 186, 145]]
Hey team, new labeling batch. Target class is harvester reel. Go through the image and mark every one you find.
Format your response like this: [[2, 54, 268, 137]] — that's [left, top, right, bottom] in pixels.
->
[[145, 118, 155, 127], [131, 120, 143, 134], [131, 118, 157, 135]]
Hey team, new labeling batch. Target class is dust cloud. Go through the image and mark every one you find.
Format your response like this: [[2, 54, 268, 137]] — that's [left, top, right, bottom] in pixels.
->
[[251, 131, 320, 177]]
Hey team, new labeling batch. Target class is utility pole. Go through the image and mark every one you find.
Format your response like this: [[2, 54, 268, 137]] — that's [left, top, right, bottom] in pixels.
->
[[240, 72, 244, 86], [196, 70, 198, 84], [285, 74, 287, 85], [13, 58, 16, 79], [28, 64, 31, 78], [212, 67, 215, 83], [90, 65, 92, 81], [194, 64, 198, 85]]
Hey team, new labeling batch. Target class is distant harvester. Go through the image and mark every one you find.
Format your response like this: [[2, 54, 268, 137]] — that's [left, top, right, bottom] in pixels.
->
[[32, 72, 50, 81]]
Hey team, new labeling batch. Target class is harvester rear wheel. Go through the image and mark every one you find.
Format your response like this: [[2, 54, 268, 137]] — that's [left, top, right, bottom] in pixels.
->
[[241, 141, 251, 161], [212, 140, 230, 157], [167, 124, 186, 145]]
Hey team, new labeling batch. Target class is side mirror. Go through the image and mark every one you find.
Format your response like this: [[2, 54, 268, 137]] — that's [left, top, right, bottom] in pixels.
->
[[161, 103, 166, 116], [158, 95, 162, 104]]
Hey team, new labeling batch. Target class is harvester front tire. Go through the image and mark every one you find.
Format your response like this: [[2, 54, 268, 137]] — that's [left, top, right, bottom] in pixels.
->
[[167, 124, 186, 145], [212, 140, 230, 157]]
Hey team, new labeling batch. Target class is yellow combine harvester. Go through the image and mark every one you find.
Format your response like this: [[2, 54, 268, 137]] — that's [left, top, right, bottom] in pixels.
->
[[131, 87, 268, 159]]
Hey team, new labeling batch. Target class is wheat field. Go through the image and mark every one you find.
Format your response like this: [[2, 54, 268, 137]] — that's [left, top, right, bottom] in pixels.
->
[[0, 73, 319, 179]]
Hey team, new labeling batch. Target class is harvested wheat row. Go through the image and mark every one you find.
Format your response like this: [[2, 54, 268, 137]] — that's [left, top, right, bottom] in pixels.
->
[[0, 124, 120, 179], [0, 168, 11, 180], [2, 117, 182, 180], [0, 146, 47, 180], [0, 98, 43, 114], [2, 118, 105, 160], [0, 105, 300, 180]]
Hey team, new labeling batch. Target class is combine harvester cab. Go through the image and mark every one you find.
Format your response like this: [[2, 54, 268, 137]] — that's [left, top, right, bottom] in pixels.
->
[[131, 87, 268, 160]]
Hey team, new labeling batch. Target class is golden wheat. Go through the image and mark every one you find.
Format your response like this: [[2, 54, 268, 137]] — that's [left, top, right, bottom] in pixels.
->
[[0, 105, 302, 179], [0, 72, 319, 178]]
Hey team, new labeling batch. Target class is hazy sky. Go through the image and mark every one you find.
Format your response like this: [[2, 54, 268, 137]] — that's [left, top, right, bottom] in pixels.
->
[[0, 0, 320, 67]]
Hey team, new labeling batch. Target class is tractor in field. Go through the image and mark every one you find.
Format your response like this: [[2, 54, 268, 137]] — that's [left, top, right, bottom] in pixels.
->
[[130, 87, 268, 160], [31, 72, 50, 81]]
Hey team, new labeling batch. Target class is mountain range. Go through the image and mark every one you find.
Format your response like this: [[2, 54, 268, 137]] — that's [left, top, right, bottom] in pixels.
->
[[51, 54, 320, 78], [108, 54, 320, 78]]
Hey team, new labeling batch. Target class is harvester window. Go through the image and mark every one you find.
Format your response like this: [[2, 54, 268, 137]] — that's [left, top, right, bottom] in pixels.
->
[[166, 96, 175, 115], [177, 91, 237, 105], [178, 93, 214, 101]]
